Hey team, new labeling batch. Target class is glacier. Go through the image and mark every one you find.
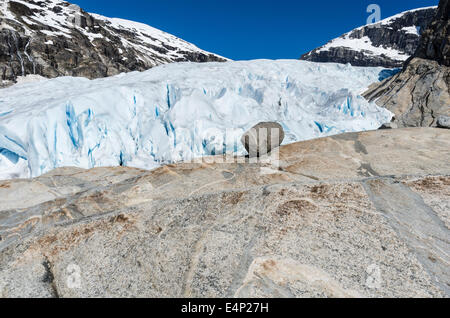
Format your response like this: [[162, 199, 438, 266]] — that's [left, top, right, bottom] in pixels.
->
[[0, 60, 393, 180]]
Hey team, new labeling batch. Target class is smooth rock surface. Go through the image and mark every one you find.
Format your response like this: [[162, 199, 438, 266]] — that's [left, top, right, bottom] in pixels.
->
[[363, 58, 450, 127], [0, 128, 449, 298]]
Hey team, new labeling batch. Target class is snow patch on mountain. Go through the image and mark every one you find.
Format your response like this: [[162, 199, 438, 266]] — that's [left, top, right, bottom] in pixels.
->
[[316, 36, 410, 61], [0, 60, 393, 180], [320, 7, 436, 59], [0, 0, 227, 86], [401, 26, 421, 35], [3, 0, 226, 61], [375, 6, 437, 26], [301, 6, 437, 67]]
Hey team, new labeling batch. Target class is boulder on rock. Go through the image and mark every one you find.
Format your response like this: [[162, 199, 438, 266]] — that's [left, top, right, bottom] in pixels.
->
[[241, 122, 285, 157]]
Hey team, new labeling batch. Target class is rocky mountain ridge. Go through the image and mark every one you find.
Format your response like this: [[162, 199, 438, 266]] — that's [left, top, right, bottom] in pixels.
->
[[301, 7, 437, 68], [415, 0, 449, 66], [0, 0, 226, 87]]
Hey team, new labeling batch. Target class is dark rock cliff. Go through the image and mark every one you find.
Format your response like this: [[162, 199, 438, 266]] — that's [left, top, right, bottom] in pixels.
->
[[414, 0, 449, 66]]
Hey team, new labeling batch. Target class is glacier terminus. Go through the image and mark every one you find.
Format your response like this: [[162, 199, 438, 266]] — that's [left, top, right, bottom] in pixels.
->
[[0, 60, 393, 180]]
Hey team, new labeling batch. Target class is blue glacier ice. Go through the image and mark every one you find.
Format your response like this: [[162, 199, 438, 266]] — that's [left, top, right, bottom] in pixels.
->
[[378, 68, 401, 82], [0, 60, 393, 180]]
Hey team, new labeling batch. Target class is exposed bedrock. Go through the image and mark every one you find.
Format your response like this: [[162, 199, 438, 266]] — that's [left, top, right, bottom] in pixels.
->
[[0, 128, 449, 298]]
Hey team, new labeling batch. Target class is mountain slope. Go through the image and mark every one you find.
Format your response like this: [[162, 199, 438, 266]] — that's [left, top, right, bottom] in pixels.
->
[[363, 0, 449, 127], [414, 0, 450, 66], [300, 7, 437, 68], [0, 0, 226, 87], [0, 60, 393, 180]]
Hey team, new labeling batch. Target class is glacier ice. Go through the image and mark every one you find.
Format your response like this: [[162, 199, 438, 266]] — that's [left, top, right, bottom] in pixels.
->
[[0, 60, 393, 180]]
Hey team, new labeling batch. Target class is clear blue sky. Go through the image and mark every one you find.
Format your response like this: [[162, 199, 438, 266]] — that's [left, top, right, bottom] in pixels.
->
[[73, 0, 438, 60]]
